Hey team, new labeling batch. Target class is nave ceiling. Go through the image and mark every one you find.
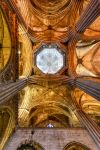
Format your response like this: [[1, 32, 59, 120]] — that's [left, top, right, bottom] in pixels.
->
[[0, 0, 100, 149]]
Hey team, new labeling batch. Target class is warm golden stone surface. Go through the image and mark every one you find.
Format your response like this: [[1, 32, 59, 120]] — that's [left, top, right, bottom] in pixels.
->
[[0, 0, 100, 149]]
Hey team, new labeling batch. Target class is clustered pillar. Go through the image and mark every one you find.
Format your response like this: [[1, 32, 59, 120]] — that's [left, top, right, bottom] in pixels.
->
[[73, 104, 100, 148], [0, 78, 27, 104], [69, 77, 100, 101], [76, 0, 100, 32]]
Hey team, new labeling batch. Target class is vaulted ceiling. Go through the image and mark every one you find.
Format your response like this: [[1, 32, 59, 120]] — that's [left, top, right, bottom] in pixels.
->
[[0, 0, 100, 149], [13, 0, 100, 128]]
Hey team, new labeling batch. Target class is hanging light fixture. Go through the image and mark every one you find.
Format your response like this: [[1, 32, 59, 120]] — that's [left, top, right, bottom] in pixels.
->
[[17, 130, 36, 150]]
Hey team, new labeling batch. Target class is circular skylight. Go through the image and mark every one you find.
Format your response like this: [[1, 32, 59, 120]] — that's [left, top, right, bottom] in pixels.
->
[[35, 45, 65, 74]]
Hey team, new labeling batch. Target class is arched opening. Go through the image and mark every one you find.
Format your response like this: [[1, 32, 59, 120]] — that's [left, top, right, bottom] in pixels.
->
[[0, 107, 15, 150], [63, 142, 91, 150], [0, 8, 11, 72], [0, 110, 10, 140]]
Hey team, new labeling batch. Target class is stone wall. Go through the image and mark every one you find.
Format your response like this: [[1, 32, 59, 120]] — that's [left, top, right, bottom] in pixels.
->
[[4, 128, 98, 150]]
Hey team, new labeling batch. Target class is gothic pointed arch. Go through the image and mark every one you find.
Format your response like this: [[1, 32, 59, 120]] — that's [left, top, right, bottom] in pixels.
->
[[0, 7, 12, 73], [63, 141, 91, 150]]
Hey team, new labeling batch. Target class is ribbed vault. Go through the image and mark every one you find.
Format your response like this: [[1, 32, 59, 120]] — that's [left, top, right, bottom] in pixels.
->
[[19, 85, 80, 127], [0, 0, 100, 149]]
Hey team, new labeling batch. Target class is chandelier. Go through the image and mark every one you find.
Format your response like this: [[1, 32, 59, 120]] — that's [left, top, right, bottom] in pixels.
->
[[17, 142, 37, 150]]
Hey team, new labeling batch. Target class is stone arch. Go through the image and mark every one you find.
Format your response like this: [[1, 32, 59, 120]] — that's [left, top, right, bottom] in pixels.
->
[[0, 106, 15, 150], [63, 141, 91, 150], [0, 7, 12, 73]]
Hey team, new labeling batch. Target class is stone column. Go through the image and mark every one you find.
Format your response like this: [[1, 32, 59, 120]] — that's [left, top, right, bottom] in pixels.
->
[[75, 78, 100, 101], [0, 78, 27, 104], [74, 107, 100, 149], [69, 77, 100, 101], [62, 0, 100, 43], [76, 0, 100, 32]]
